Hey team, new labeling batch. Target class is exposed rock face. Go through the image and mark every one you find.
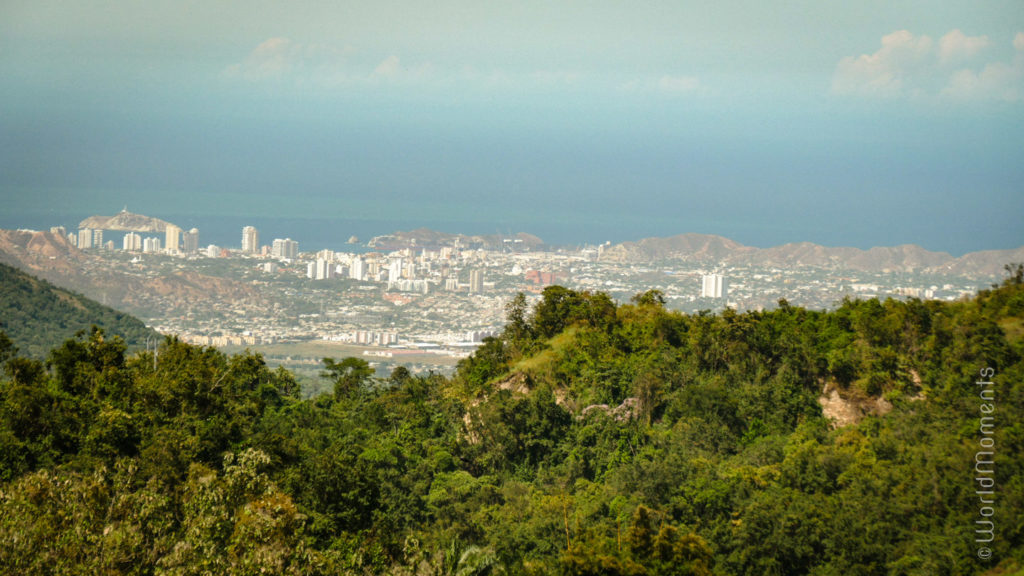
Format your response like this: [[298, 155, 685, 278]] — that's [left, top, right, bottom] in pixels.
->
[[0, 229, 85, 276], [818, 383, 893, 428], [78, 210, 177, 233]]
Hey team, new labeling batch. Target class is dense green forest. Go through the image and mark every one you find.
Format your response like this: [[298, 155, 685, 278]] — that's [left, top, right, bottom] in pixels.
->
[[0, 267, 1022, 575], [0, 262, 158, 358]]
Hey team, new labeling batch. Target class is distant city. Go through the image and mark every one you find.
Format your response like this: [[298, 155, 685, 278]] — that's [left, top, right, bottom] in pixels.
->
[[6, 209, 1015, 376]]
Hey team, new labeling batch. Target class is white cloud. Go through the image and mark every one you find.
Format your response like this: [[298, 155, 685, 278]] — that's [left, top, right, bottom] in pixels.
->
[[834, 30, 1024, 102], [372, 55, 402, 78], [370, 55, 434, 83], [832, 30, 933, 97], [943, 61, 1023, 102], [223, 37, 353, 83], [938, 29, 990, 65], [223, 37, 296, 80], [224, 39, 440, 88]]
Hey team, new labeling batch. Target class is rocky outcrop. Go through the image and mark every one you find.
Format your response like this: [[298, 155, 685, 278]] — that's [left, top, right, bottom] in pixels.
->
[[818, 383, 893, 428], [78, 210, 177, 233]]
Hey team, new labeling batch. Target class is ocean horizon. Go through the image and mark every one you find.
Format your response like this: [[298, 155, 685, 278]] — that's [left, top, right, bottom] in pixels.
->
[[2, 196, 1022, 258]]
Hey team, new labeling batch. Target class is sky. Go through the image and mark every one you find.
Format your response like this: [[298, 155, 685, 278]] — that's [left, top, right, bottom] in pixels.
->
[[1, 1, 1022, 254]]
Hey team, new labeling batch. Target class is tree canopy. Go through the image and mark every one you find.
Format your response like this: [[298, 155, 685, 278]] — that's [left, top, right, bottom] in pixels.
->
[[1, 274, 1023, 574]]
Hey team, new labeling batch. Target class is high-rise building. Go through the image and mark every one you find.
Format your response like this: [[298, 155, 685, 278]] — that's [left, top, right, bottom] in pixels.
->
[[241, 226, 260, 254], [143, 237, 162, 253], [92, 229, 104, 248], [469, 269, 484, 294], [77, 228, 94, 249], [349, 257, 366, 281], [206, 245, 220, 258], [701, 274, 728, 299], [315, 258, 333, 280], [388, 258, 404, 281], [123, 232, 142, 251], [272, 238, 298, 260], [165, 224, 181, 254], [183, 228, 200, 254]]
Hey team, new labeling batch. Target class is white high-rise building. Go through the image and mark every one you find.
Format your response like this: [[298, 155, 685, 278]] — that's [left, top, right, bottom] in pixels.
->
[[123, 232, 142, 251], [388, 258, 404, 281], [77, 228, 94, 249], [241, 226, 260, 254], [701, 274, 728, 299], [349, 257, 366, 281], [165, 224, 181, 254], [272, 238, 299, 260], [183, 228, 200, 254], [143, 237, 162, 253], [315, 258, 333, 280], [206, 244, 220, 258], [469, 269, 484, 294], [92, 229, 104, 248]]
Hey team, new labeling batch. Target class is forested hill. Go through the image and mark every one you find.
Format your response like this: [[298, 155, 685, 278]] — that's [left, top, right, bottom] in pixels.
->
[[0, 269, 1022, 574], [0, 262, 158, 358]]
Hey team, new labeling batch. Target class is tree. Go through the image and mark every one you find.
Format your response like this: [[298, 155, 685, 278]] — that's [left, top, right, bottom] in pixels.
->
[[503, 292, 534, 350], [631, 290, 666, 308], [321, 357, 375, 399], [1003, 262, 1024, 286]]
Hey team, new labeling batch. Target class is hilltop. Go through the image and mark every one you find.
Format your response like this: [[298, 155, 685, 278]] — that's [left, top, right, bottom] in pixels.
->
[[0, 262, 159, 358], [78, 209, 177, 233]]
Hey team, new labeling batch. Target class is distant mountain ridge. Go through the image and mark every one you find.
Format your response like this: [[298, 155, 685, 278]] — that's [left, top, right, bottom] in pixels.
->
[[600, 233, 1024, 275]]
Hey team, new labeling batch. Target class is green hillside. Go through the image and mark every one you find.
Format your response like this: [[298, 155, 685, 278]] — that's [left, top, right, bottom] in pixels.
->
[[0, 262, 159, 358], [0, 270, 1022, 574]]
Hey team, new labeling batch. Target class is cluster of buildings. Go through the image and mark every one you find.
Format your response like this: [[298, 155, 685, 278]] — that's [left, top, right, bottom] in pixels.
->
[[58, 219, 991, 375], [213, 225, 494, 296], [68, 225, 201, 256], [180, 333, 269, 347], [322, 330, 400, 346]]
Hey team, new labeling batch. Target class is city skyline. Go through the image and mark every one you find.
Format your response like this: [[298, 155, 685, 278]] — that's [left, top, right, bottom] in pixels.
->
[[1, 2, 1022, 253]]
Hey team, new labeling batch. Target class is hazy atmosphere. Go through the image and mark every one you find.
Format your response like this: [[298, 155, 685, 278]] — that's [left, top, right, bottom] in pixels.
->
[[2, 1, 1022, 253]]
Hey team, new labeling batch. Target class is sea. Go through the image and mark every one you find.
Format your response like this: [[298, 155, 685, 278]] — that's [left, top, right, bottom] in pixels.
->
[[0, 188, 769, 253], [1, 186, 1020, 256]]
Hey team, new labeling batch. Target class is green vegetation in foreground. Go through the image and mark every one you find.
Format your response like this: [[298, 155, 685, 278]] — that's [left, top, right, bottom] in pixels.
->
[[0, 262, 159, 358], [0, 268, 1022, 574]]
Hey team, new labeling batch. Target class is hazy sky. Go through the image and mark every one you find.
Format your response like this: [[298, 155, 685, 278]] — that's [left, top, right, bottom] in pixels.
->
[[1, 1, 1022, 253]]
